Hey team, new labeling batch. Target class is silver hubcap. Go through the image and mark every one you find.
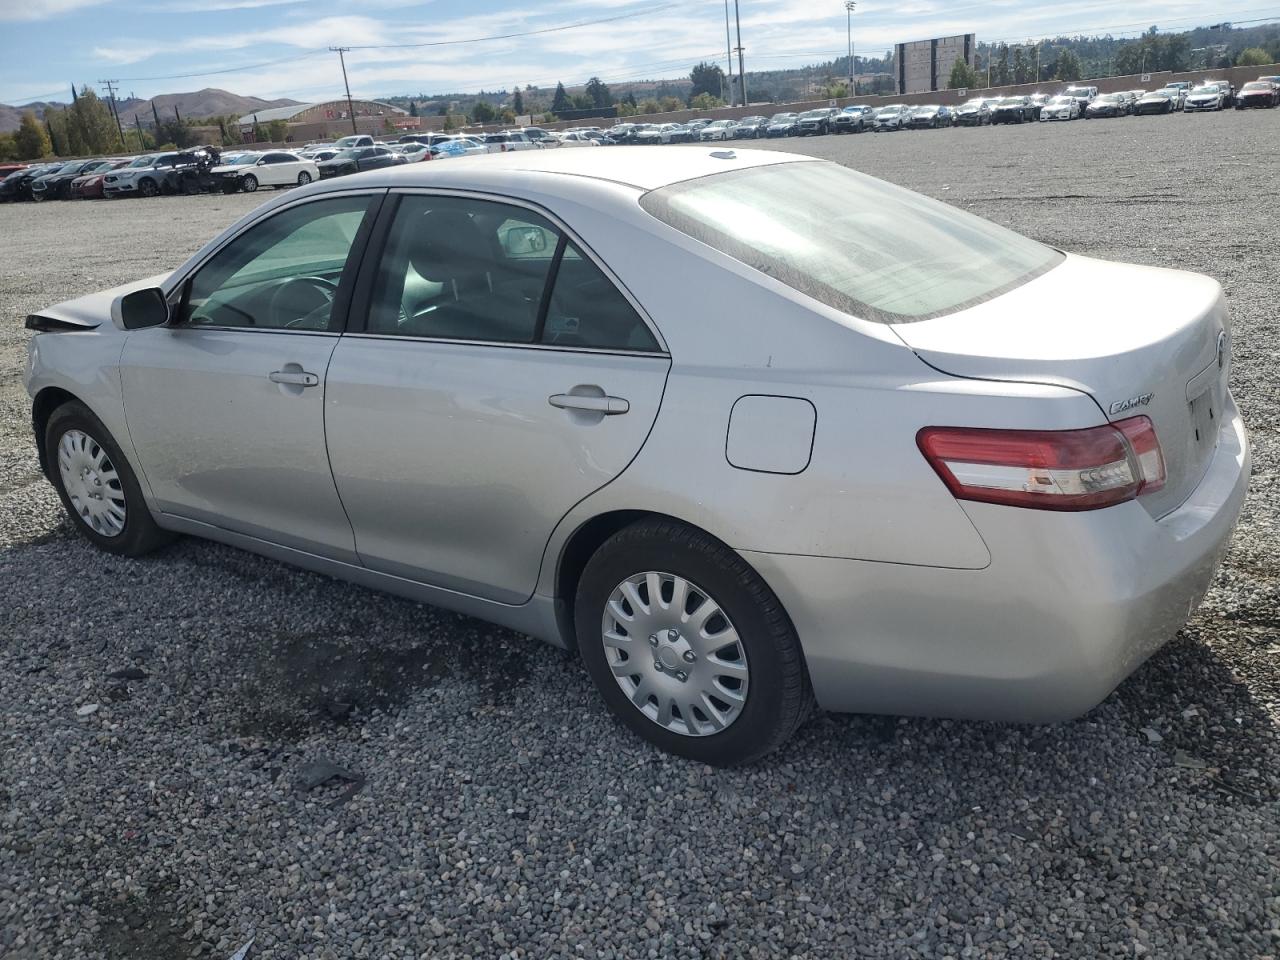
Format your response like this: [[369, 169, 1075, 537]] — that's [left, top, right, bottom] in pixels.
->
[[57, 429, 126, 537], [601, 572, 749, 737]]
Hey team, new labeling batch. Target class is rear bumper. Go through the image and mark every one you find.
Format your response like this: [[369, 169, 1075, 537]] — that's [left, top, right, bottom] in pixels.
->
[[746, 399, 1250, 722]]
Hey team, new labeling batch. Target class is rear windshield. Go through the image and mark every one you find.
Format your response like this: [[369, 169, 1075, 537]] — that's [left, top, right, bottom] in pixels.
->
[[639, 161, 1063, 324]]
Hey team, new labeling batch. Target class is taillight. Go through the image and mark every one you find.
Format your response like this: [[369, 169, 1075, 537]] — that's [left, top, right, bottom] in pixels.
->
[[917, 416, 1165, 511]]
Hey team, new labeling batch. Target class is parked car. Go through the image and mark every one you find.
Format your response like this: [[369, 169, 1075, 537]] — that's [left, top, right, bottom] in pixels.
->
[[480, 131, 542, 153], [1039, 95, 1080, 121], [517, 127, 558, 145], [685, 120, 715, 140], [1027, 93, 1050, 117], [1154, 86, 1188, 110], [102, 152, 199, 198], [31, 159, 111, 201], [1062, 85, 1099, 116], [831, 105, 872, 133], [430, 138, 486, 159], [555, 131, 602, 148], [0, 161, 27, 178], [796, 108, 839, 136], [1184, 83, 1229, 112], [1085, 93, 1132, 119], [765, 113, 801, 137], [0, 162, 60, 202], [954, 97, 993, 126], [24, 147, 1249, 765], [990, 97, 1036, 124], [316, 146, 404, 178], [332, 135, 375, 149], [698, 120, 738, 141], [1235, 81, 1279, 109], [70, 158, 132, 199], [1134, 90, 1179, 115], [729, 116, 766, 138], [907, 104, 953, 129], [607, 123, 638, 142], [214, 151, 319, 192], [872, 104, 910, 131]]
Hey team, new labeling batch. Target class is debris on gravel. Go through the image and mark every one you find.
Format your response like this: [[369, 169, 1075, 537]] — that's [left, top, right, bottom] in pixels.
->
[[2, 113, 1278, 959]]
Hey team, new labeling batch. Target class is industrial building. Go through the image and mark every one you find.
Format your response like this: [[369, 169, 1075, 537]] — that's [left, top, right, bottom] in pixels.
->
[[895, 34, 976, 94]]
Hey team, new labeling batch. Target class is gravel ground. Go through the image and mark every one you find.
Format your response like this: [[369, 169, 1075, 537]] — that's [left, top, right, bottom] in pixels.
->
[[2, 111, 1278, 960]]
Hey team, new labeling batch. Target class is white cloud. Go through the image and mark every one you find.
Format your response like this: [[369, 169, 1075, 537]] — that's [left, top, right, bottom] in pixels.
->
[[0, 0, 106, 20]]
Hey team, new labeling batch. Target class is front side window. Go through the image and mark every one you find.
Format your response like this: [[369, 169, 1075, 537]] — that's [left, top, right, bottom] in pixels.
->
[[181, 195, 372, 331], [640, 161, 1062, 324], [366, 195, 658, 351]]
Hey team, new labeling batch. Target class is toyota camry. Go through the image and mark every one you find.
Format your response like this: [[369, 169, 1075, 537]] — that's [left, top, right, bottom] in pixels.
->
[[24, 148, 1250, 765]]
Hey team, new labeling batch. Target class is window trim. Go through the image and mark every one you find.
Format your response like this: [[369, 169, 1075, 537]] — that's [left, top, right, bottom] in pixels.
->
[[346, 186, 669, 356], [163, 189, 386, 335]]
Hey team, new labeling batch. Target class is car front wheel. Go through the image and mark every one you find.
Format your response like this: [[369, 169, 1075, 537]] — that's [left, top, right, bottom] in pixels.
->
[[45, 401, 173, 557], [576, 518, 813, 765], [241, 174, 258, 192]]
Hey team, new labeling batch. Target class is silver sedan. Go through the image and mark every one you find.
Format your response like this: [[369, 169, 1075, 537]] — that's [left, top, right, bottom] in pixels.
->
[[24, 148, 1250, 765]]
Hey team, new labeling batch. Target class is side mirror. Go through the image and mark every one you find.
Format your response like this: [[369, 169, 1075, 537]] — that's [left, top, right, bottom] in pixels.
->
[[119, 287, 170, 330]]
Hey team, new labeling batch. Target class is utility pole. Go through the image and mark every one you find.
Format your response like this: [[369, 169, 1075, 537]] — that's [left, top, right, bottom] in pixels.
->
[[97, 78, 127, 149], [723, 0, 735, 105], [733, 0, 746, 106], [845, 2, 856, 95], [329, 46, 359, 134]]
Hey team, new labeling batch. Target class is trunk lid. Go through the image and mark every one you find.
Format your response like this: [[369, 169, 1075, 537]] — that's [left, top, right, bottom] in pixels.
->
[[893, 254, 1230, 518]]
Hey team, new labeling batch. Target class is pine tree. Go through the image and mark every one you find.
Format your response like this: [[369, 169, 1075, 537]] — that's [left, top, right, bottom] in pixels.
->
[[513, 89, 524, 115], [551, 82, 570, 114], [947, 59, 979, 90], [1012, 47, 1030, 84]]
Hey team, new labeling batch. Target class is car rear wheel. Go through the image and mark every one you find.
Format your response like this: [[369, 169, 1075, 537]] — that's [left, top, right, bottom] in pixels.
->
[[138, 178, 158, 198], [576, 518, 813, 765], [46, 401, 173, 557], [241, 174, 258, 192]]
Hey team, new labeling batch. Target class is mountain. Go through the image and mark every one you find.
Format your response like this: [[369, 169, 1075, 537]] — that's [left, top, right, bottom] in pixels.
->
[[0, 87, 301, 132]]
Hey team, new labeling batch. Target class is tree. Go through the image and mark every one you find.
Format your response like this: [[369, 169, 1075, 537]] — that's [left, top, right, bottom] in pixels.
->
[[659, 96, 682, 112], [408, 101, 418, 117], [689, 61, 727, 99], [264, 119, 288, 141], [584, 77, 611, 109], [512, 89, 524, 115], [994, 44, 1011, 85], [551, 82, 570, 114], [471, 100, 496, 123], [0, 132, 15, 161], [1237, 47, 1270, 66], [688, 92, 725, 110], [1012, 47, 1030, 84], [14, 110, 51, 158], [68, 89, 120, 152], [947, 58, 979, 90], [1053, 48, 1082, 81], [638, 98, 662, 114]]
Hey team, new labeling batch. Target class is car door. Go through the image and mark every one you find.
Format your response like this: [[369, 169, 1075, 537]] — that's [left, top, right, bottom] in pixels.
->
[[324, 192, 671, 603], [258, 153, 292, 185], [119, 192, 382, 561]]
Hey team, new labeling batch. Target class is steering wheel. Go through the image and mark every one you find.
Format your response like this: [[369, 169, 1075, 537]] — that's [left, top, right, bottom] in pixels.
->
[[269, 276, 338, 329]]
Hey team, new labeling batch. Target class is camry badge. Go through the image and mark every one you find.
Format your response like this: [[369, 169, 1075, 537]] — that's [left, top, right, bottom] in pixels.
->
[[1110, 393, 1153, 416]]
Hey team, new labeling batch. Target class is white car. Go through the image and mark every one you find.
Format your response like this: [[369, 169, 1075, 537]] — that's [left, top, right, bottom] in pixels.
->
[[873, 105, 910, 131], [479, 132, 543, 153], [1184, 84, 1228, 111], [1039, 95, 1080, 121], [213, 151, 320, 193], [698, 120, 738, 141], [556, 132, 601, 148]]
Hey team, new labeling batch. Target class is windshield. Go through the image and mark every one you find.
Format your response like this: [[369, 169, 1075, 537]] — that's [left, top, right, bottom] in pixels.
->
[[1097, 94, 1122, 103], [800, 110, 828, 119], [877, 105, 904, 114], [999, 98, 1025, 105], [333, 149, 360, 159], [769, 114, 795, 121], [1242, 82, 1269, 90], [640, 161, 1062, 325], [223, 154, 256, 165]]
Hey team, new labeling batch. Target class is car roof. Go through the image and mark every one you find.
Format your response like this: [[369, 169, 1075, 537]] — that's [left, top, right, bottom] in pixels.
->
[[300, 145, 809, 193]]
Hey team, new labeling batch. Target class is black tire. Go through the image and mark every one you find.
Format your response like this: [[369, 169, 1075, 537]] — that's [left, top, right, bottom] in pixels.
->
[[241, 174, 258, 193], [575, 518, 813, 766], [45, 401, 173, 557], [297, 171, 312, 186], [138, 178, 158, 198]]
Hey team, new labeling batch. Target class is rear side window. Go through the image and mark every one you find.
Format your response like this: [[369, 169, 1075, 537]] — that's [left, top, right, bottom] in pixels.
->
[[365, 195, 658, 351], [640, 161, 1062, 324]]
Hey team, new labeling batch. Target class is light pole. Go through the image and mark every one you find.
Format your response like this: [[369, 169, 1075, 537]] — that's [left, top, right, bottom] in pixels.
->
[[724, 0, 735, 105], [733, 0, 746, 106], [845, 1, 856, 96]]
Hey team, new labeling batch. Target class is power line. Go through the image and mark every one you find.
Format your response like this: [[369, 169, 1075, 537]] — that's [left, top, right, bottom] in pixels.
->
[[97, 79, 127, 149], [329, 47, 359, 135], [110, 49, 329, 83]]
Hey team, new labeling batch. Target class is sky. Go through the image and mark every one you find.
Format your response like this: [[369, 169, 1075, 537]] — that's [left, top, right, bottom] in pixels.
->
[[0, 0, 1275, 106]]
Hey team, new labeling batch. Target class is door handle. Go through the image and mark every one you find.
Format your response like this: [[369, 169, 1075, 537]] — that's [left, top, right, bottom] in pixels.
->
[[549, 393, 629, 415], [269, 370, 319, 387]]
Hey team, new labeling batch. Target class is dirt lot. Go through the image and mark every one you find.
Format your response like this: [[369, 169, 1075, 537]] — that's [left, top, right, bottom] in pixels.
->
[[1, 109, 1278, 959]]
